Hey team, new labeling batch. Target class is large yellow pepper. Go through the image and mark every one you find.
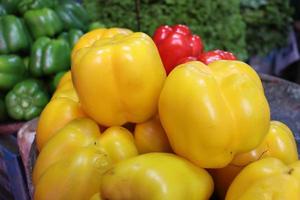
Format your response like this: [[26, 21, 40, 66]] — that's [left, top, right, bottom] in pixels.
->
[[159, 61, 270, 168], [212, 120, 299, 198], [225, 157, 300, 200], [36, 71, 85, 151], [101, 153, 214, 200], [71, 28, 166, 126], [33, 117, 138, 200], [134, 116, 172, 153]]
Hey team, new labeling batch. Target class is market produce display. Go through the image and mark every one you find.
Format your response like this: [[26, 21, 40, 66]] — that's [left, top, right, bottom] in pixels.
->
[[0, 0, 103, 122], [31, 24, 300, 200]]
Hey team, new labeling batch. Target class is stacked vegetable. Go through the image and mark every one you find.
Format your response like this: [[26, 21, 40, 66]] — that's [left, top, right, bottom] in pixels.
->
[[0, 0, 102, 122], [32, 25, 300, 200]]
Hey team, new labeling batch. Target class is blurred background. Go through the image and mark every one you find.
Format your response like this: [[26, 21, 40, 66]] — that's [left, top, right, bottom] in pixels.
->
[[83, 0, 300, 84]]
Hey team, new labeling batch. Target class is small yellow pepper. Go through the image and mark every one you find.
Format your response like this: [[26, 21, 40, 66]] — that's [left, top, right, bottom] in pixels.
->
[[212, 121, 299, 198], [134, 116, 172, 153], [225, 158, 300, 200], [33, 118, 138, 186], [71, 28, 166, 126], [101, 153, 214, 200], [35, 72, 85, 151], [33, 117, 138, 200], [34, 146, 111, 200], [159, 61, 270, 168]]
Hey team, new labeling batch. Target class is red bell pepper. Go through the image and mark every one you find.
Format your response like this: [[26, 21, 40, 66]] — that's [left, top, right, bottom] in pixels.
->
[[198, 49, 236, 65], [153, 24, 203, 74]]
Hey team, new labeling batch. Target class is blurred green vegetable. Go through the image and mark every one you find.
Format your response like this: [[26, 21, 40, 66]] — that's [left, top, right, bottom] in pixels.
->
[[241, 0, 293, 56], [0, 0, 20, 15], [0, 15, 31, 54], [58, 29, 84, 48], [0, 55, 27, 91], [5, 79, 49, 120], [55, 1, 89, 31], [88, 21, 106, 31], [29, 37, 70, 77], [18, 0, 55, 15], [24, 8, 63, 39]]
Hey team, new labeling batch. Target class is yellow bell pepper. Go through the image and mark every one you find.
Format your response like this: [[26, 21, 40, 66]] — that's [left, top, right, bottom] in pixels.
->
[[56, 70, 72, 89], [212, 120, 299, 199], [71, 28, 132, 59], [71, 28, 166, 126], [159, 61, 270, 168], [101, 153, 214, 200], [34, 146, 111, 200], [36, 72, 85, 151], [90, 193, 102, 200], [134, 116, 172, 153], [98, 126, 138, 164], [225, 158, 300, 200], [33, 118, 138, 188]]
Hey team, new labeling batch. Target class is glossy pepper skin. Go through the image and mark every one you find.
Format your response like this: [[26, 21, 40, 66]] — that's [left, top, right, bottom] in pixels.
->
[[72, 28, 166, 126], [35, 146, 112, 200], [55, 1, 89, 31], [5, 79, 49, 120], [198, 49, 237, 65], [18, 0, 55, 15], [0, 5, 6, 16], [24, 8, 63, 39], [153, 24, 203, 74], [36, 72, 85, 151], [101, 153, 213, 200], [33, 117, 102, 185], [134, 116, 172, 154], [33, 118, 138, 200], [212, 121, 299, 199], [226, 158, 300, 200], [0, 55, 27, 91], [0, 15, 31, 54], [0, 0, 20, 15], [58, 29, 84, 49], [29, 37, 70, 77], [159, 61, 270, 168]]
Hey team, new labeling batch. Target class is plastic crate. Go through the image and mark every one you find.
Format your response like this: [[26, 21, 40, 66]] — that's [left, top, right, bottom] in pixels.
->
[[0, 134, 30, 200]]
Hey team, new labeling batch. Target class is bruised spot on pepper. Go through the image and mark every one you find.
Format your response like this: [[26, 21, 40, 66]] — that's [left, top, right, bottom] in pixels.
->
[[287, 168, 294, 175]]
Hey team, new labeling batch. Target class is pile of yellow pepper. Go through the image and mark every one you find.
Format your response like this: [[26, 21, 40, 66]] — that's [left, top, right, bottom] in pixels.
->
[[33, 28, 300, 200]]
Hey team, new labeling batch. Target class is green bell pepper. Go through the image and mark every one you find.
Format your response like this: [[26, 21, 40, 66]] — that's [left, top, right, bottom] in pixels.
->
[[0, 0, 20, 15], [5, 79, 49, 120], [58, 29, 83, 49], [23, 56, 29, 71], [0, 15, 31, 54], [0, 5, 7, 16], [55, 1, 89, 31], [0, 96, 7, 122], [88, 21, 106, 31], [0, 55, 27, 91], [24, 8, 63, 39], [29, 37, 70, 77], [18, 0, 56, 15]]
